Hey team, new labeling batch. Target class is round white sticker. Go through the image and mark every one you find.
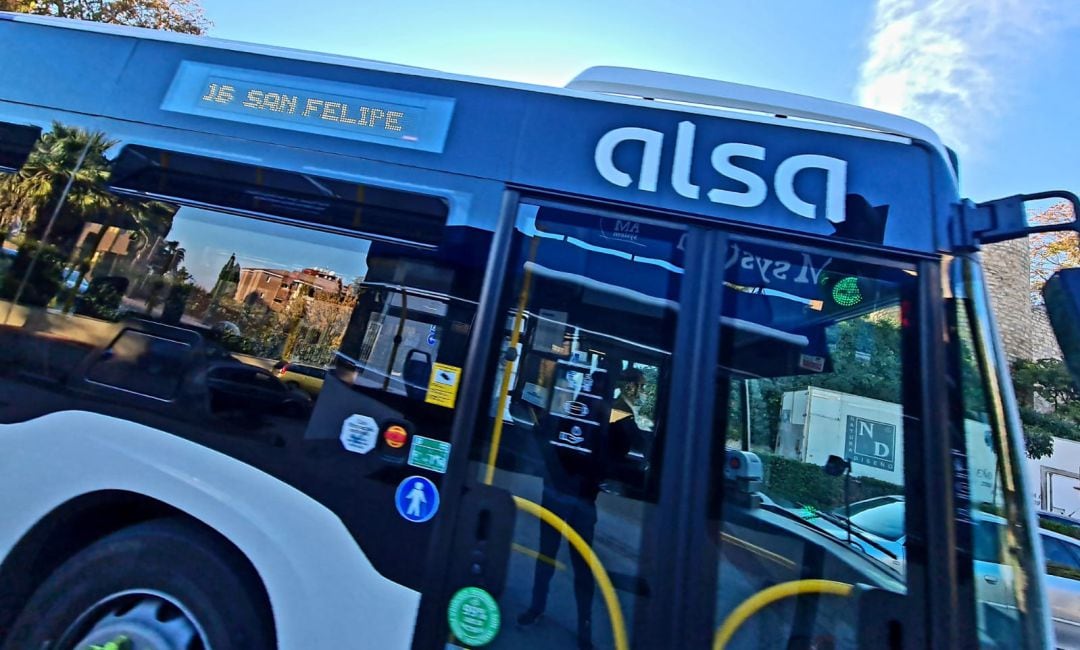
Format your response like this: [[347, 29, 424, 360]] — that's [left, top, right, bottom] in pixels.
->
[[340, 414, 378, 455]]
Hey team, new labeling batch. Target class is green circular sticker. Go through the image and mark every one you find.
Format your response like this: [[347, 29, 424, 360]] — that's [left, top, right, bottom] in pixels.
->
[[832, 276, 863, 307], [447, 586, 501, 646]]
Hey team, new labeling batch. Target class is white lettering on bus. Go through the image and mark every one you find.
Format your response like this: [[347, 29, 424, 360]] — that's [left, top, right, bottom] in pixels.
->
[[775, 154, 847, 223], [594, 126, 663, 192], [724, 242, 831, 287], [595, 121, 848, 224], [201, 82, 235, 104]]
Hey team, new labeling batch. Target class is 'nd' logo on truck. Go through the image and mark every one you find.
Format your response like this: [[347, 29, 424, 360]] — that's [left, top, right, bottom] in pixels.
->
[[845, 416, 896, 471]]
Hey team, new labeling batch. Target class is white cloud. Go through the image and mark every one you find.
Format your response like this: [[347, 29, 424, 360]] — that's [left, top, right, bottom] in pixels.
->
[[856, 0, 1070, 154]]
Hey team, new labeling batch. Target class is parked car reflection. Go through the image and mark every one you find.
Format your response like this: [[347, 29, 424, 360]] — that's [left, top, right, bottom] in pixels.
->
[[68, 319, 312, 423], [198, 363, 313, 418], [271, 360, 326, 397]]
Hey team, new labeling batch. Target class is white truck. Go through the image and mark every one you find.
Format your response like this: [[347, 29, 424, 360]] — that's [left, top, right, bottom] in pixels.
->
[[778, 387, 999, 504], [1025, 436, 1080, 518]]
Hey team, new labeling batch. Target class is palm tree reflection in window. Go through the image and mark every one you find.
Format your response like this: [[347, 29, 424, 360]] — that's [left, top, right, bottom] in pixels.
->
[[0, 122, 179, 316]]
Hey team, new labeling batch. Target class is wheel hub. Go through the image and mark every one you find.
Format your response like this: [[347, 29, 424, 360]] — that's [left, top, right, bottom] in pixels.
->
[[70, 594, 205, 650]]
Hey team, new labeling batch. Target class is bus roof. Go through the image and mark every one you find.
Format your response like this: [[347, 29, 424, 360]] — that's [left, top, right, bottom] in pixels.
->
[[0, 12, 948, 151], [0, 12, 959, 253]]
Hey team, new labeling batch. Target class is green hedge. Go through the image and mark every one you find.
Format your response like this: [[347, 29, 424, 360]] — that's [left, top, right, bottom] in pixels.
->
[[759, 452, 902, 510], [1039, 519, 1080, 541], [1047, 562, 1080, 581]]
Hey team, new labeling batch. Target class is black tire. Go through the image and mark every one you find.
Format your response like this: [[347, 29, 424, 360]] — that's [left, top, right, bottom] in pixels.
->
[[2, 517, 274, 650]]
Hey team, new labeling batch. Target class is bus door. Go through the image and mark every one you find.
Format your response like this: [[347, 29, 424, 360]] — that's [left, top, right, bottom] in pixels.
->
[[701, 235, 923, 650], [419, 201, 926, 649], [413, 201, 684, 650]]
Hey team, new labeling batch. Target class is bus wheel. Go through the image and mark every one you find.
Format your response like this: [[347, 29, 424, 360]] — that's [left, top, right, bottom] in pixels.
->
[[2, 518, 273, 650]]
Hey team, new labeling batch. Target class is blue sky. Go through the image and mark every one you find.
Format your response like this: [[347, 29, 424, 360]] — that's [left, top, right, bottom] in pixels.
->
[[169, 206, 369, 289], [198, 0, 1079, 203]]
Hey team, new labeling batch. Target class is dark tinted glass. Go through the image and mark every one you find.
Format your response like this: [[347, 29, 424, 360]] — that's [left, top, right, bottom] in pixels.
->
[[1042, 535, 1080, 570], [85, 329, 192, 400], [109, 146, 449, 246], [0, 120, 488, 592], [712, 240, 915, 649], [0, 122, 41, 172], [461, 204, 683, 649]]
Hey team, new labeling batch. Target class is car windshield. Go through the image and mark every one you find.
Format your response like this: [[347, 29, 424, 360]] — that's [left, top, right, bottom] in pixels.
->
[[763, 502, 900, 562], [849, 501, 906, 541]]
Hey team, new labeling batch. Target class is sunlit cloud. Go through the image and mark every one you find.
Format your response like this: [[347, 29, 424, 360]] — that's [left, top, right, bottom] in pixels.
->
[[856, 0, 1071, 154]]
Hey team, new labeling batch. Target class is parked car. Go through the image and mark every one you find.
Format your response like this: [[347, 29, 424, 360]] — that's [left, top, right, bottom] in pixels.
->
[[271, 360, 327, 397], [1040, 530, 1080, 649], [201, 362, 313, 418], [64, 320, 313, 428], [816, 497, 1080, 649], [61, 267, 90, 294]]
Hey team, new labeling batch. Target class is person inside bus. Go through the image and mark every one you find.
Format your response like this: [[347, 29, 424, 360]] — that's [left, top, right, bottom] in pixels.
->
[[610, 367, 653, 431], [607, 367, 654, 485], [518, 366, 650, 650]]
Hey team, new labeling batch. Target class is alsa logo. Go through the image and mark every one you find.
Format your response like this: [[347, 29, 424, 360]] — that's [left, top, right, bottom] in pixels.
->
[[595, 121, 848, 224]]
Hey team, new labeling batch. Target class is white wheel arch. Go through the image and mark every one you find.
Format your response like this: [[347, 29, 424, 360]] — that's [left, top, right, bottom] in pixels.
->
[[0, 411, 420, 649]]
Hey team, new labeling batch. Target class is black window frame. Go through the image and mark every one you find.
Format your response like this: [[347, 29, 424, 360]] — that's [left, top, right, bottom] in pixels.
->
[[414, 189, 940, 650], [106, 145, 451, 249], [684, 230, 929, 650]]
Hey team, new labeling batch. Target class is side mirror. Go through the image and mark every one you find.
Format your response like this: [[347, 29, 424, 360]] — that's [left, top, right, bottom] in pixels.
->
[[1042, 268, 1080, 387], [824, 454, 851, 477], [961, 191, 1078, 247]]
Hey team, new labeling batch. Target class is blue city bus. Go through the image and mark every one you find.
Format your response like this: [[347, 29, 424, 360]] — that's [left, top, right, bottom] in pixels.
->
[[0, 12, 1078, 650]]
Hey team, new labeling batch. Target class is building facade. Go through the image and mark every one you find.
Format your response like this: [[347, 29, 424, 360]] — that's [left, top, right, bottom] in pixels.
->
[[980, 239, 1062, 362]]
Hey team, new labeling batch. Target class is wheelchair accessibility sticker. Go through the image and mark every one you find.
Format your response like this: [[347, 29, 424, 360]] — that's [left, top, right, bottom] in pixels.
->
[[395, 475, 440, 523]]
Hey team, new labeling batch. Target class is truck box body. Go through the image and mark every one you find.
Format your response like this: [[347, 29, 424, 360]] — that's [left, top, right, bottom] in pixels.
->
[[1025, 437, 1080, 518], [777, 387, 1000, 505]]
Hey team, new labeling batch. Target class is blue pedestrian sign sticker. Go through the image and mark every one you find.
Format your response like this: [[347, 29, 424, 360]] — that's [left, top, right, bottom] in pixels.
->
[[395, 475, 440, 523]]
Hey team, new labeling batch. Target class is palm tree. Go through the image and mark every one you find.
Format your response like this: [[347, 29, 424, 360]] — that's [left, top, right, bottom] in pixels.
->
[[12, 122, 120, 255], [0, 123, 116, 305], [0, 122, 181, 308]]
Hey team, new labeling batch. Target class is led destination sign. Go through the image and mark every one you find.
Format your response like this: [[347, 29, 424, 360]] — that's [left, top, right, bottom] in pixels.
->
[[162, 62, 455, 153]]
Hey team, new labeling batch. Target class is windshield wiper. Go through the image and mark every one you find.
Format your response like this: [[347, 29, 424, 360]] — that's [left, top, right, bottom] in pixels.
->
[[804, 507, 899, 560], [757, 502, 854, 542], [758, 502, 899, 564]]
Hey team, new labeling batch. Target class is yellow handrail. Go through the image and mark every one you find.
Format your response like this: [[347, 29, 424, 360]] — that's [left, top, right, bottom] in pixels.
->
[[712, 579, 854, 650], [512, 495, 628, 650], [485, 237, 626, 649], [484, 237, 539, 486]]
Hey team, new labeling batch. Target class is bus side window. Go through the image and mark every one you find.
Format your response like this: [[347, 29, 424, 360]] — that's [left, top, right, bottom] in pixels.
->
[[334, 267, 459, 401], [0, 124, 490, 590]]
